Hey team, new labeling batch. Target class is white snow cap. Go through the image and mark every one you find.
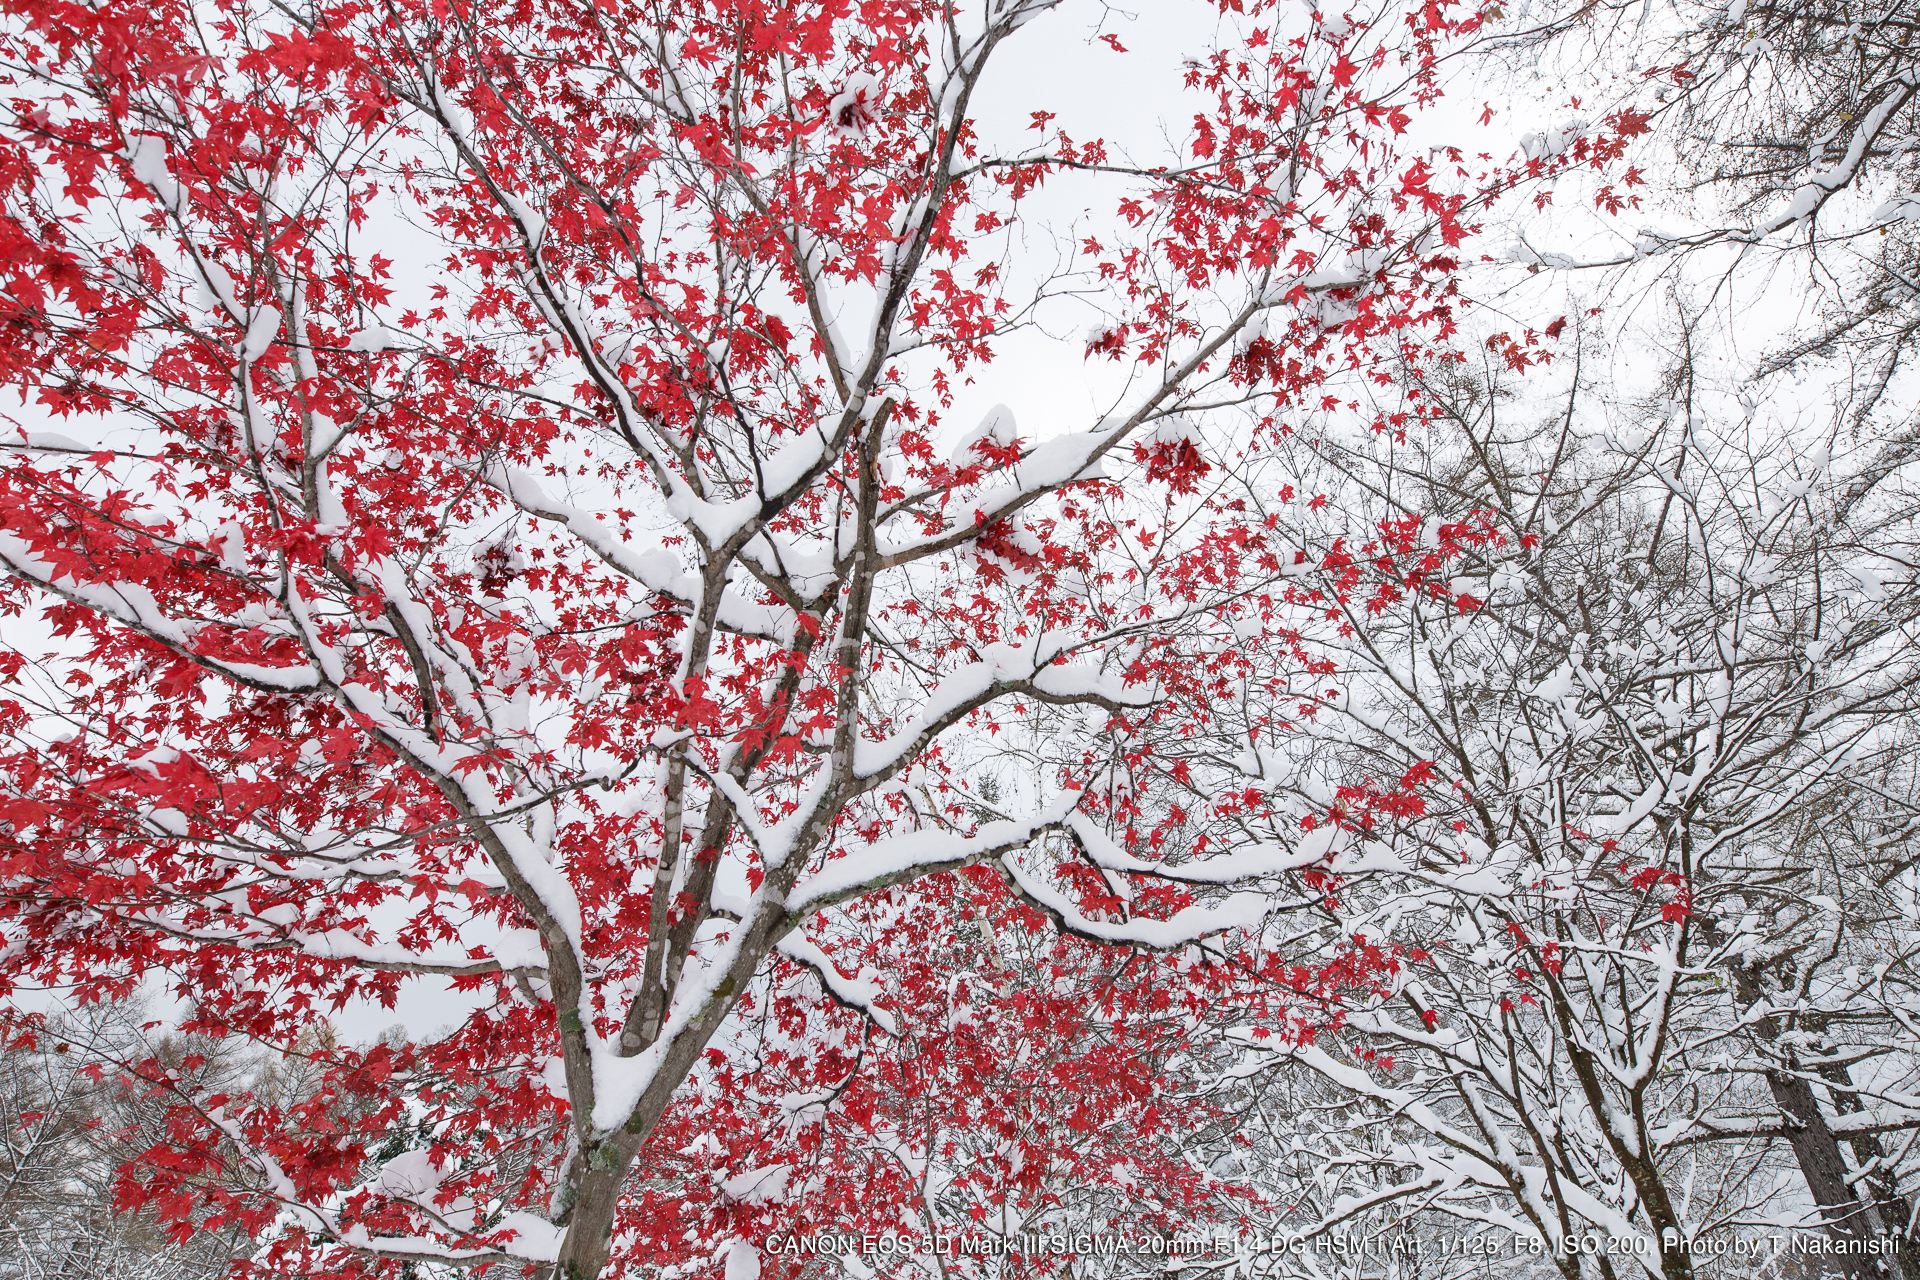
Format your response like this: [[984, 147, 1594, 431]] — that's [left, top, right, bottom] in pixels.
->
[[725, 1241, 763, 1280], [1146, 415, 1199, 447], [372, 1149, 446, 1199], [126, 135, 180, 211], [1518, 117, 1590, 162], [212, 521, 246, 571], [950, 404, 1017, 463], [720, 1164, 791, 1205], [241, 307, 283, 364], [827, 73, 879, 140], [346, 326, 399, 353]]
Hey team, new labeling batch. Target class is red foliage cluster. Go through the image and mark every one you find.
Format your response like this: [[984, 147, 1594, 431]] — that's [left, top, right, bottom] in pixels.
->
[[0, 0, 1652, 1273]]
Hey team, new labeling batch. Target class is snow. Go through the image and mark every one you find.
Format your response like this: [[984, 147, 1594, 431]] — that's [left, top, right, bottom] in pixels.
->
[[720, 1165, 792, 1204], [241, 307, 283, 363], [372, 1150, 446, 1199], [213, 521, 247, 570], [1770, 77, 1916, 233], [1848, 564, 1889, 602], [428, 77, 475, 141], [1003, 851, 1274, 946], [880, 423, 1125, 560], [8, 13, 1918, 1276], [852, 638, 1147, 781], [1874, 192, 1920, 225], [314, 460, 350, 529], [1531, 665, 1576, 702], [125, 135, 179, 211], [587, 913, 749, 1132], [495, 1212, 564, 1262], [1517, 117, 1589, 162], [0, 424, 91, 452], [296, 925, 545, 974], [725, 1240, 763, 1280], [346, 326, 399, 352], [949, 403, 1018, 462], [777, 935, 898, 1034], [502, 192, 548, 249], [826, 73, 879, 141], [485, 461, 786, 640], [195, 261, 240, 318], [126, 745, 182, 777], [788, 803, 1077, 918], [0, 529, 322, 690], [1067, 812, 1344, 883]]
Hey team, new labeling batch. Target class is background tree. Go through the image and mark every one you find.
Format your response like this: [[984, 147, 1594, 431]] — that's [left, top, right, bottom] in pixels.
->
[[0, 1003, 258, 1280], [1165, 328, 1920, 1279], [1476, 0, 1920, 432]]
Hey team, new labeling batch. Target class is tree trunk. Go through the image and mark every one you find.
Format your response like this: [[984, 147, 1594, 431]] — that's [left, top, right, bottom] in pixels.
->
[[550, 1157, 624, 1280], [1822, 1060, 1920, 1280], [1727, 960, 1890, 1279]]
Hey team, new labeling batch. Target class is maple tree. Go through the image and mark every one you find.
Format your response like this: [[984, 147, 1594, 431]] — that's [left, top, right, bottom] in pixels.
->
[[0, 0, 1614, 1273]]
